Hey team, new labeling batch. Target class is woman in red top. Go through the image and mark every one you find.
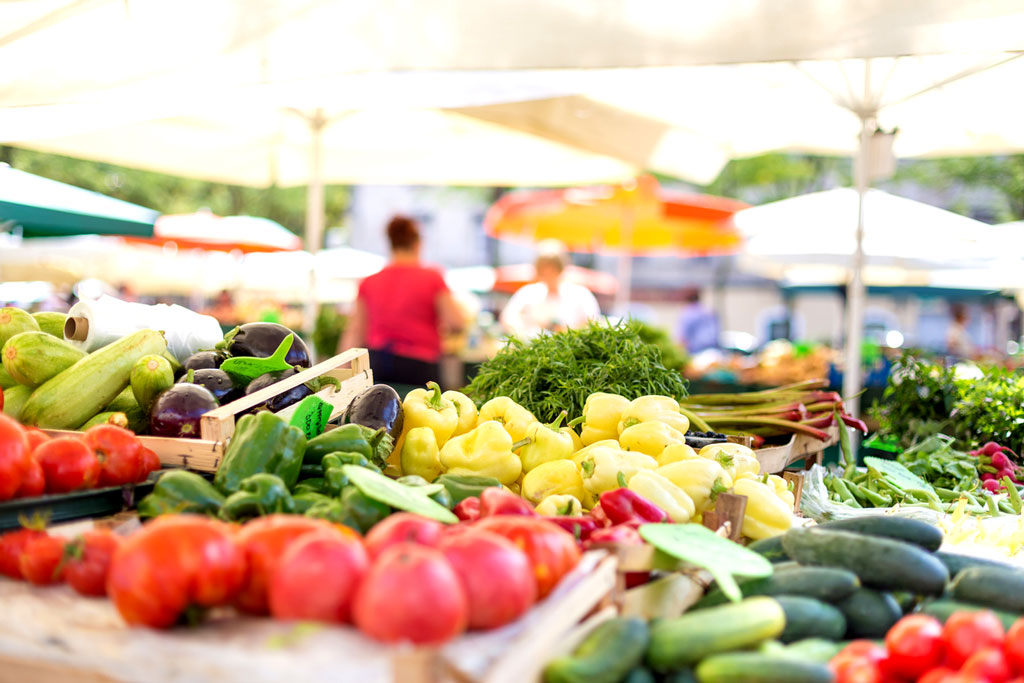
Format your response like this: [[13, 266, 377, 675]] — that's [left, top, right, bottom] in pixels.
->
[[340, 216, 462, 385]]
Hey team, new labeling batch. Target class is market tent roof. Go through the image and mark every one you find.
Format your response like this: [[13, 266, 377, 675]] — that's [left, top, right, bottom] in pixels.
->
[[126, 211, 303, 253], [0, 164, 156, 238]]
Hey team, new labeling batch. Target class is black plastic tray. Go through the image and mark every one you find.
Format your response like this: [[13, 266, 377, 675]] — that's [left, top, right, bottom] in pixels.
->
[[0, 470, 163, 530]]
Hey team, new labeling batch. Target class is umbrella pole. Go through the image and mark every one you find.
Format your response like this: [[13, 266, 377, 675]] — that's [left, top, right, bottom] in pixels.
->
[[842, 115, 872, 419], [303, 110, 327, 341]]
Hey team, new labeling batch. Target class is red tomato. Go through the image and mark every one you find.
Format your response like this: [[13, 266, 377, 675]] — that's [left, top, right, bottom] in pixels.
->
[[269, 530, 369, 623], [15, 457, 45, 498], [438, 529, 536, 630], [139, 447, 161, 478], [83, 424, 144, 487], [1005, 619, 1024, 674], [0, 413, 30, 501], [943, 610, 1006, 668], [353, 543, 468, 644], [107, 515, 246, 628], [885, 614, 945, 680], [962, 647, 1013, 683], [19, 535, 66, 585], [0, 527, 48, 579], [918, 668, 959, 683], [234, 515, 342, 614], [363, 513, 443, 560], [23, 428, 50, 454], [831, 640, 889, 683], [472, 516, 581, 598], [64, 529, 121, 597], [35, 437, 100, 493]]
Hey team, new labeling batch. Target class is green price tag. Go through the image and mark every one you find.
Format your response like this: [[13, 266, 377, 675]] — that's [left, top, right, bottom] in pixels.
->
[[289, 395, 333, 439], [221, 333, 295, 381]]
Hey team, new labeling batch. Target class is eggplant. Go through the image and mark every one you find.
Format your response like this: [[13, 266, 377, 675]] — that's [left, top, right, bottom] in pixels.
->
[[224, 323, 311, 368], [244, 367, 312, 413], [182, 350, 230, 374], [149, 384, 219, 439], [179, 368, 243, 405], [343, 384, 404, 439]]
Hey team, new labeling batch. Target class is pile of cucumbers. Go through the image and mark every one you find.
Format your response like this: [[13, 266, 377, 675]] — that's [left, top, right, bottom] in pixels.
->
[[547, 515, 1024, 683]]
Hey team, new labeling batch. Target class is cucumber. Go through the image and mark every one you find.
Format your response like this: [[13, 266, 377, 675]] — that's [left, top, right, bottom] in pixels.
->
[[543, 617, 649, 683], [78, 411, 129, 430], [920, 599, 1021, 631], [647, 597, 785, 671], [936, 550, 1020, 577], [31, 312, 67, 338], [622, 667, 656, 683], [130, 354, 174, 413], [3, 384, 32, 420], [890, 590, 918, 615], [695, 653, 834, 683], [21, 329, 167, 429], [748, 536, 790, 563], [105, 386, 139, 413], [951, 566, 1024, 613], [775, 596, 846, 643], [0, 307, 39, 347], [820, 515, 943, 552], [836, 588, 902, 638], [783, 638, 846, 664], [0, 366, 16, 389], [694, 566, 859, 608], [2, 331, 86, 387], [663, 671, 698, 683], [781, 527, 948, 595]]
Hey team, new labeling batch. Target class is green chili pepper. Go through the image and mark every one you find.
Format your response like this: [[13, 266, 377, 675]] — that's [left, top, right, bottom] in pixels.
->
[[137, 470, 225, 518], [219, 473, 295, 521], [292, 491, 332, 514], [434, 473, 503, 504], [397, 475, 454, 509], [293, 477, 328, 495], [321, 451, 382, 495]]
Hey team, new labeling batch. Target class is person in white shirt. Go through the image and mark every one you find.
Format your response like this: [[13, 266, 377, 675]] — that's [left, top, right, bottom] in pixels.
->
[[500, 241, 601, 338]]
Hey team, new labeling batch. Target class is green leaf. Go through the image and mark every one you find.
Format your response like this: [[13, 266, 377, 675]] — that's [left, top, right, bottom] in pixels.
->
[[342, 465, 457, 523], [220, 333, 295, 381], [639, 523, 773, 602], [864, 456, 936, 494]]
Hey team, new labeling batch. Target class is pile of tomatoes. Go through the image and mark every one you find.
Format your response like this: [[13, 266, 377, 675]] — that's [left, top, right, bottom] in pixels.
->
[[0, 511, 582, 645], [0, 413, 160, 499], [832, 611, 1024, 683]]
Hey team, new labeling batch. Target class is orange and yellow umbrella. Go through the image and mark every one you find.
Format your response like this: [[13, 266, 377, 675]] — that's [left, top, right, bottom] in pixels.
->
[[484, 175, 746, 256]]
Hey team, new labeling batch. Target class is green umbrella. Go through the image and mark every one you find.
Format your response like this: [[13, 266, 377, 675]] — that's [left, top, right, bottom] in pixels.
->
[[0, 164, 156, 238]]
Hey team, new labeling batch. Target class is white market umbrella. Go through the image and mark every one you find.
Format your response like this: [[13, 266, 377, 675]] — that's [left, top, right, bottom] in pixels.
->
[[146, 212, 303, 252]]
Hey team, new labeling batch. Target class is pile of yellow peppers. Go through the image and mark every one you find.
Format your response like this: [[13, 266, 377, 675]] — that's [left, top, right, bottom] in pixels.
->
[[391, 384, 797, 540]]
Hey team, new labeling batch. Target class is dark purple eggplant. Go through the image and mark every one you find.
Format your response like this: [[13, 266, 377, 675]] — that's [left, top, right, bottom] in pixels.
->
[[224, 323, 311, 368], [179, 368, 243, 405], [182, 350, 230, 374], [149, 384, 219, 438], [343, 384, 404, 439], [244, 367, 312, 413]]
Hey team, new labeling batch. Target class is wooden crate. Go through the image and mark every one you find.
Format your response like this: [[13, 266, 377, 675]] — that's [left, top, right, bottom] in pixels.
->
[[0, 545, 615, 683], [47, 348, 373, 473], [755, 423, 839, 474]]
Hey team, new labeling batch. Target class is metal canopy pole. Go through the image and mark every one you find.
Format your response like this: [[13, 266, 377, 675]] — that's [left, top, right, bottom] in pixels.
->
[[843, 115, 872, 418], [303, 109, 327, 339]]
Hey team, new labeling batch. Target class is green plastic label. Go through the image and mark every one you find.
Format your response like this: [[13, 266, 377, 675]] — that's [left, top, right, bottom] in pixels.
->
[[220, 333, 295, 381], [289, 395, 333, 439]]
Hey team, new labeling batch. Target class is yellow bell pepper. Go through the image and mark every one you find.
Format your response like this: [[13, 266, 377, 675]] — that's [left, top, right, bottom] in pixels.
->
[[534, 494, 583, 517], [617, 395, 689, 435], [521, 459, 585, 504], [562, 426, 584, 451], [700, 442, 760, 480], [519, 411, 576, 473], [627, 470, 695, 523], [656, 443, 701, 467], [442, 390, 478, 437], [440, 420, 523, 485], [579, 445, 658, 495], [571, 439, 619, 466], [580, 392, 631, 445], [766, 474, 796, 509], [403, 382, 459, 447], [733, 478, 794, 540], [399, 427, 442, 481], [656, 459, 733, 513], [477, 396, 537, 443], [619, 420, 686, 458]]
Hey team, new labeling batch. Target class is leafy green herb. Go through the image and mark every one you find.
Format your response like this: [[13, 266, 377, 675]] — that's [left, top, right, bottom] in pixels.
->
[[896, 434, 980, 491], [465, 319, 689, 423]]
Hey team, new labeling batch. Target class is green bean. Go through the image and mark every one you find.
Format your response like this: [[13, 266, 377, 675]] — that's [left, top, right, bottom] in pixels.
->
[[1002, 477, 1023, 514], [831, 477, 861, 508], [846, 482, 870, 506], [852, 483, 892, 507], [934, 487, 962, 502], [836, 407, 856, 478], [986, 494, 1001, 517]]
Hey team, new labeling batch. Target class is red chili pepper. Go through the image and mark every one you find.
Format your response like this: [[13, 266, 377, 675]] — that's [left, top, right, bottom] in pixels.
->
[[589, 504, 612, 528], [454, 497, 481, 522], [478, 487, 536, 517], [599, 489, 668, 526], [543, 516, 599, 541], [839, 414, 869, 433], [584, 524, 644, 547]]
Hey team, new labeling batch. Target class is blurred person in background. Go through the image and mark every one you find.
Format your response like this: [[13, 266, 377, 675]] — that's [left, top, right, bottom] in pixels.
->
[[946, 302, 974, 358], [500, 240, 600, 338], [341, 215, 463, 385], [676, 287, 719, 353]]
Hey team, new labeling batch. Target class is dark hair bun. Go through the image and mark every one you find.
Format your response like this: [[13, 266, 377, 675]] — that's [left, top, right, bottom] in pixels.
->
[[387, 215, 420, 250]]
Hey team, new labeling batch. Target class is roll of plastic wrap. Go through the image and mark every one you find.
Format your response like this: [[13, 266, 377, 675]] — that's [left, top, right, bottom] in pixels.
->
[[64, 296, 224, 362]]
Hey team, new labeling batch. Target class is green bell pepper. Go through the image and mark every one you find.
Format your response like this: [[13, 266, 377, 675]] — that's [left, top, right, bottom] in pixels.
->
[[136, 470, 225, 518], [298, 463, 324, 480], [434, 473, 503, 504], [219, 473, 296, 521], [303, 423, 378, 467], [293, 491, 332, 514], [293, 477, 328, 495], [398, 474, 454, 509], [322, 451, 381, 495], [213, 411, 306, 494], [304, 489, 390, 533]]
